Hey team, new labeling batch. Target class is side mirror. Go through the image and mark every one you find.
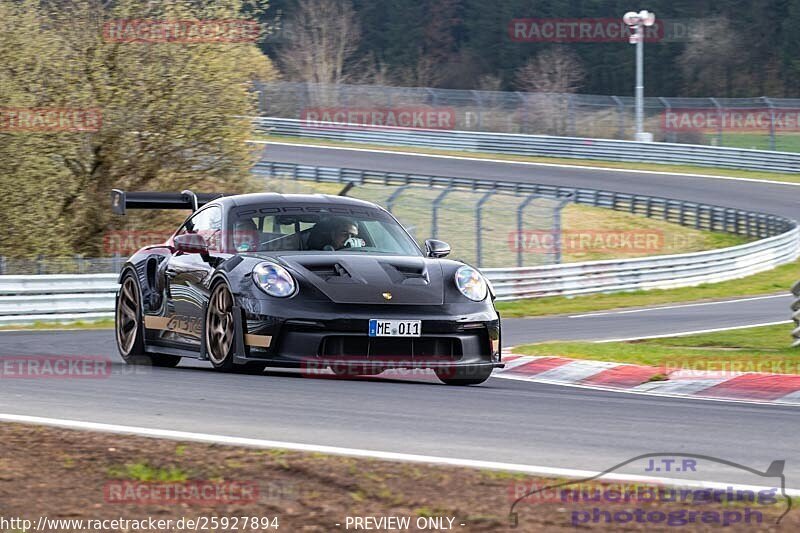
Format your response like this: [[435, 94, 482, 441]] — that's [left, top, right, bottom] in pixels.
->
[[173, 233, 208, 255], [425, 239, 450, 258]]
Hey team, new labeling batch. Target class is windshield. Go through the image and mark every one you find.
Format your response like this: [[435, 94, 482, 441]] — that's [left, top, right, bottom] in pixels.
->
[[229, 205, 422, 256]]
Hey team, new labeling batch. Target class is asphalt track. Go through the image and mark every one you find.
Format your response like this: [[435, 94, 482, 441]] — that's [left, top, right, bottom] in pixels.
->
[[1, 329, 799, 490], [1, 144, 799, 493]]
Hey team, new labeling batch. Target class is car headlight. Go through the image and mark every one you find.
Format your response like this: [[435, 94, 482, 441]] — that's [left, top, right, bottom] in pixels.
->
[[454, 265, 487, 302], [253, 262, 296, 298]]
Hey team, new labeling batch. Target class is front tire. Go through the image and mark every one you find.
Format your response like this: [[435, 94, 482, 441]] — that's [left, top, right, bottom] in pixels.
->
[[435, 365, 493, 386], [115, 272, 180, 368], [205, 282, 266, 374]]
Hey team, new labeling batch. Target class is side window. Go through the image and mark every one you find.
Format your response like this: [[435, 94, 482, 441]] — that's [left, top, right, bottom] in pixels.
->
[[179, 206, 222, 252]]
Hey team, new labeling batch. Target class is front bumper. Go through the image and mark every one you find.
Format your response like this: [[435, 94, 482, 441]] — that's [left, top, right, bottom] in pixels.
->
[[238, 297, 502, 370]]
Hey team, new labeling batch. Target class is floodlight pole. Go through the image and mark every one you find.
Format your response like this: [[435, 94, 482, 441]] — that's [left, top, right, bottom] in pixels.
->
[[634, 23, 644, 141], [624, 10, 655, 142]]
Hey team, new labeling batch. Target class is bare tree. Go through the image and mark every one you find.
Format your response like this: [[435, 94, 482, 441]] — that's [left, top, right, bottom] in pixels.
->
[[514, 48, 585, 135], [476, 74, 503, 92], [276, 0, 361, 88], [677, 16, 746, 96], [515, 47, 585, 94]]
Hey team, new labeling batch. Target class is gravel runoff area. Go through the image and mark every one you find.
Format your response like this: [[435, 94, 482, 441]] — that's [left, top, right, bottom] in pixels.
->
[[0, 423, 795, 532]]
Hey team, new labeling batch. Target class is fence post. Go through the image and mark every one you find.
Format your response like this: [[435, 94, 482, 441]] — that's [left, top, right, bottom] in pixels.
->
[[475, 191, 494, 268], [554, 199, 568, 264], [612, 96, 625, 139], [710, 97, 723, 146], [567, 94, 576, 136], [386, 185, 409, 214], [516, 92, 528, 134], [659, 97, 675, 143], [764, 97, 776, 151], [385, 85, 392, 108], [516, 195, 537, 267], [471, 90, 483, 131], [431, 186, 453, 239]]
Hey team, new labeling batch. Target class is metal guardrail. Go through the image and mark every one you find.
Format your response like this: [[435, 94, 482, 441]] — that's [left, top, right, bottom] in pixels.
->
[[0, 274, 118, 325], [2, 163, 798, 323], [253, 117, 800, 173], [487, 227, 799, 301], [254, 161, 793, 239], [4, 224, 797, 321], [792, 280, 800, 347], [255, 81, 800, 151]]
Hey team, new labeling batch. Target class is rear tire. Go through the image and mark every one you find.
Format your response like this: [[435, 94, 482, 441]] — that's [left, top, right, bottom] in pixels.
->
[[115, 271, 181, 368], [435, 365, 493, 386]]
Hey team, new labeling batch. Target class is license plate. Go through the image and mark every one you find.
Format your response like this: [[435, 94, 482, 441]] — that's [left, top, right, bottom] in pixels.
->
[[368, 319, 421, 337]]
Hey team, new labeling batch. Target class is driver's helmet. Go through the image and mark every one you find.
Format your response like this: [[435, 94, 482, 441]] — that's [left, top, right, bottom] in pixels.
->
[[233, 219, 259, 252]]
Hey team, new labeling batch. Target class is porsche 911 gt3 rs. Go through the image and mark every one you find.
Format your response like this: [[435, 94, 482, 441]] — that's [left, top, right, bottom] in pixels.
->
[[112, 189, 502, 385]]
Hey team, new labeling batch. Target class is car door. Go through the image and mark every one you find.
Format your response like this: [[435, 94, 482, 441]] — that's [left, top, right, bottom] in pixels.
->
[[165, 205, 223, 345]]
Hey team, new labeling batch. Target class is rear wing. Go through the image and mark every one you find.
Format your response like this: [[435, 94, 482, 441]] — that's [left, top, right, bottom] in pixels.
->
[[111, 189, 225, 215]]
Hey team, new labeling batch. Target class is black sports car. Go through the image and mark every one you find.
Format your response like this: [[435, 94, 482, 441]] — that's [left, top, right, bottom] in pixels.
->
[[112, 189, 502, 385]]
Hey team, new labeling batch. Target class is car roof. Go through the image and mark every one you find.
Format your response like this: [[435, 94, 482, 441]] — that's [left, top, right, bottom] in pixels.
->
[[209, 192, 383, 211]]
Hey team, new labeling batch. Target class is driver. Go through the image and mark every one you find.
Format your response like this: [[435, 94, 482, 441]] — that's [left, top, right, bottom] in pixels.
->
[[233, 218, 259, 252], [330, 218, 360, 250]]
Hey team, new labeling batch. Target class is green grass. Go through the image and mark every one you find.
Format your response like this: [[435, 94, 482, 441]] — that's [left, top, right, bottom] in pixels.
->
[[711, 132, 800, 153], [0, 318, 114, 331], [496, 258, 799, 318], [257, 134, 800, 184], [513, 324, 800, 374], [107, 462, 189, 482]]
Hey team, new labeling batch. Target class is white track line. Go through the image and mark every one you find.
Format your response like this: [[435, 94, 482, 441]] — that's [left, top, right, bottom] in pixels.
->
[[254, 140, 800, 187], [1, 413, 797, 495], [569, 294, 790, 318], [593, 320, 792, 343]]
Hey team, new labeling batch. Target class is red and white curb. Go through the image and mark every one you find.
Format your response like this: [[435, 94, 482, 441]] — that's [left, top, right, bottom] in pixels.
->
[[496, 351, 800, 405]]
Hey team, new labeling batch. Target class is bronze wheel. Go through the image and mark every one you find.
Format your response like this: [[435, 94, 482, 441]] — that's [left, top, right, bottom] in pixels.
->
[[116, 276, 139, 356], [207, 283, 235, 366], [115, 271, 181, 367]]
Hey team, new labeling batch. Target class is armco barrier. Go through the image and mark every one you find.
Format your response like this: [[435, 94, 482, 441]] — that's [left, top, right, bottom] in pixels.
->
[[0, 274, 117, 325], [254, 161, 792, 239], [792, 280, 800, 347], [486, 226, 799, 300], [253, 117, 800, 174], [1, 167, 798, 323], [3, 224, 796, 323]]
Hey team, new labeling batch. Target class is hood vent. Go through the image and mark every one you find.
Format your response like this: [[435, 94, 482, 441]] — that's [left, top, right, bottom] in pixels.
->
[[305, 262, 353, 283], [380, 262, 429, 285]]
